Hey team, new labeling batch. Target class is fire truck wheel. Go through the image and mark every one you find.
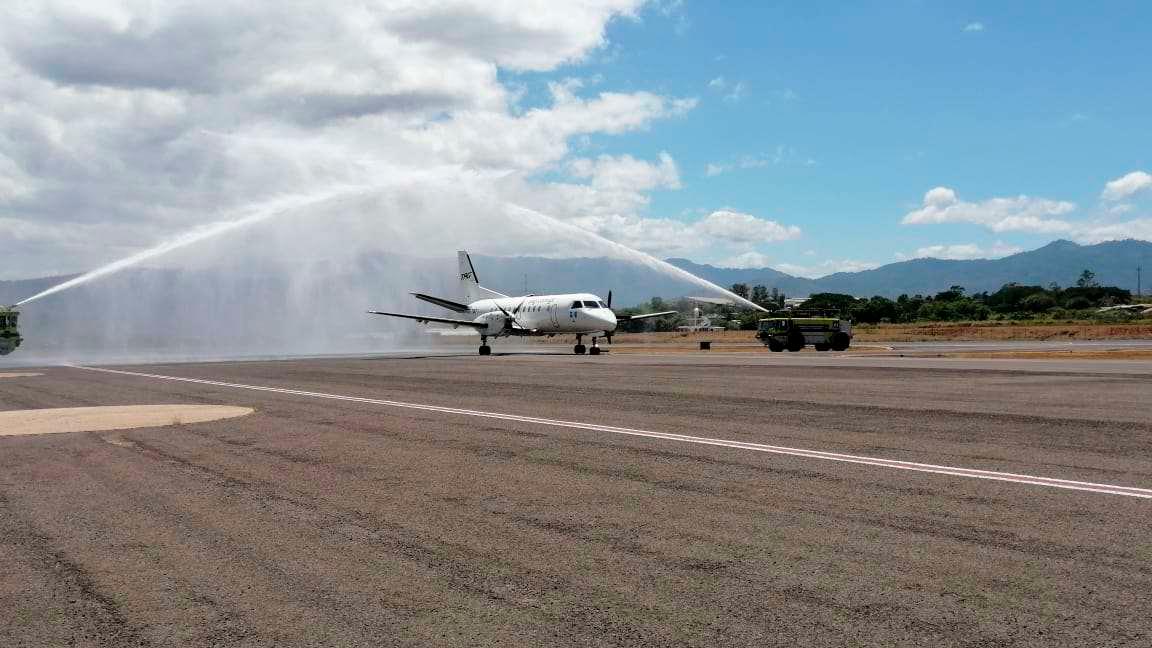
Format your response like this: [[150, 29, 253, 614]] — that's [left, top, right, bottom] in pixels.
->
[[786, 332, 805, 352]]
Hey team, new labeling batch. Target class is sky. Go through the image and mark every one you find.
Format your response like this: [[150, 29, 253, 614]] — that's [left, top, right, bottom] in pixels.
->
[[2, 0, 1151, 281]]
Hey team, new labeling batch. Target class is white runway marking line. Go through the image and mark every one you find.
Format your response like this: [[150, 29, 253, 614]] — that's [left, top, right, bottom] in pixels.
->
[[72, 365, 1152, 500]]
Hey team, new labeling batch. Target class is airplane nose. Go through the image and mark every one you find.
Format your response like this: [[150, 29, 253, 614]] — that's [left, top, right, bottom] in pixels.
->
[[596, 311, 617, 331]]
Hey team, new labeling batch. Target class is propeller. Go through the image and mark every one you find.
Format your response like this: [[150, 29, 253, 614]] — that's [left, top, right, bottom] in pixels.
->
[[496, 298, 528, 330], [605, 290, 614, 344]]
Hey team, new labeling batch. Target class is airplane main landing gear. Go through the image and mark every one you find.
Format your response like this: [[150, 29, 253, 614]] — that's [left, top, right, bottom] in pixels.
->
[[479, 336, 491, 356]]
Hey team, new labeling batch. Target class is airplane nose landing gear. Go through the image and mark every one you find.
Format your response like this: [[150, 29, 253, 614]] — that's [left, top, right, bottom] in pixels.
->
[[479, 336, 491, 355], [589, 337, 601, 355]]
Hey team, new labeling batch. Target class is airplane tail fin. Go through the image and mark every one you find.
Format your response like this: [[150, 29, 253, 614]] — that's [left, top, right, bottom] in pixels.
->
[[457, 250, 507, 302]]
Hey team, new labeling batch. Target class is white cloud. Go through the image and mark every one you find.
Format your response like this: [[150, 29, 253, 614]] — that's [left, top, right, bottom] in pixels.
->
[[724, 81, 746, 103], [1073, 219, 1152, 244], [963, 22, 985, 32], [695, 210, 801, 244], [773, 259, 880, 278], [721, 251, 773, 268], [902, 186, 1077, 233], [503, 178, 803, 258], [897, 242, 1024, 261], [558, 211, 800, 259], [505, 152, 681, 219], [901, 183, 1152, 247], [706, 75, 746, 102], [0, 0, 718, 277], [568, 151, 680, 192], [415, 82, 695, 171], [704, 146, 813, 177], [1101, 171, 1152, 201]]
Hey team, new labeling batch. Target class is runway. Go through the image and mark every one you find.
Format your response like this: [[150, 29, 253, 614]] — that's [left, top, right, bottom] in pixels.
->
[[2, 354, 1151, 646]]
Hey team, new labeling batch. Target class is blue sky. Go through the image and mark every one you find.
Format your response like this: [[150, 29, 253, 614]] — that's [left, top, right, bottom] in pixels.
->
[[511, 1, 1152, 274], [3, 1, 1150, 280]]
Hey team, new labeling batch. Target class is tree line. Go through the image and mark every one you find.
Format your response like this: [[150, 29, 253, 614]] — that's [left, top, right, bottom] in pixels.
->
[[614, 269, 1143, 330], [799, 270, 1135, 324]]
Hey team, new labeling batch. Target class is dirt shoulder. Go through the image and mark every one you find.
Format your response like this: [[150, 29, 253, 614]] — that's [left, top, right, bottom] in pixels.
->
[[593, 322, 1152, 345], [852, 321, 1152, 342]]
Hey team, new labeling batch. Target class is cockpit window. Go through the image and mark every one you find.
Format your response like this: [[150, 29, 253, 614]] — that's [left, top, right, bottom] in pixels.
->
[[570, 301, 582, 309], [598, 301, 609, 308], [583, 300, 599, 308]]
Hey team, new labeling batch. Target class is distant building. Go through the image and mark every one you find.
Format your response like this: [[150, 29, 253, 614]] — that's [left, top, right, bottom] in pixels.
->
[[677, 307, 727, 332]]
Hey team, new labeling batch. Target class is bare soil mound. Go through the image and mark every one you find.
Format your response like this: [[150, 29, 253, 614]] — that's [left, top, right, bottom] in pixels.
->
[[0, 405, 254, 436]]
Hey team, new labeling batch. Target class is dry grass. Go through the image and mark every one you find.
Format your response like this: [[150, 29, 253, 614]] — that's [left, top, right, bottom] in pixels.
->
[[852, 321, 1152, 342]]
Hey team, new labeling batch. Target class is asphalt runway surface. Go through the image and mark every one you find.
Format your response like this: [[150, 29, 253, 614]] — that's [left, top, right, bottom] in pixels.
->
[[10, 338, 1152, 369], [2, 353, 1151, 647]]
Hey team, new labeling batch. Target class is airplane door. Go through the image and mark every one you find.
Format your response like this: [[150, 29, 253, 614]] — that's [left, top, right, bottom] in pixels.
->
[[549, 300, 559, 328]]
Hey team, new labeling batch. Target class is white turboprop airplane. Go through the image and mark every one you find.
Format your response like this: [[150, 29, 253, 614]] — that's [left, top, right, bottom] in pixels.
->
[[369, 251, 676, 355]]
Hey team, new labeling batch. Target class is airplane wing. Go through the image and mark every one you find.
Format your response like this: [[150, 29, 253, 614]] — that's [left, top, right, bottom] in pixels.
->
[[368, 311, 487, 329], [616, 310, 677, 322]]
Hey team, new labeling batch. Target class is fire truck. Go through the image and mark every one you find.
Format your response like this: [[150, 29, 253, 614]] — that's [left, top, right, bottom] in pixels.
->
[[756, 310, 852, 352], [0, 306, 22, 356]]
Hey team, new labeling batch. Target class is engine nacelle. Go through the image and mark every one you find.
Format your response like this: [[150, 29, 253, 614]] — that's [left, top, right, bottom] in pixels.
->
[[475, 311, 511, 336]]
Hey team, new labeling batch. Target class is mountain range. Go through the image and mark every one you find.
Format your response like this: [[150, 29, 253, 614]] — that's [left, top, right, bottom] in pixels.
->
[[473, 239, 1152, 303], [667, 239, 1152, 300], [2, 239, 1150, 309]]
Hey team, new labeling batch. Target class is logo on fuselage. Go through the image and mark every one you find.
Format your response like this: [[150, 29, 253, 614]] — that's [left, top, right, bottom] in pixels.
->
[[460, 272, 473, 280]]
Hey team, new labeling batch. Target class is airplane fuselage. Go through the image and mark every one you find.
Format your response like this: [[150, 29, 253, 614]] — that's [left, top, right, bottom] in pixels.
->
[[464, 293, 617, 336]]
